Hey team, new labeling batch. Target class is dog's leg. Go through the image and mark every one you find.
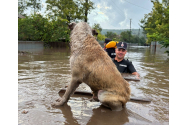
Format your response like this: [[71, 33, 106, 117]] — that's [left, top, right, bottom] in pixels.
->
[[89, 91, 99, 102], [92, 91, 99, 101], [51, 78, 81, 107], [98, 90, 123, 111]]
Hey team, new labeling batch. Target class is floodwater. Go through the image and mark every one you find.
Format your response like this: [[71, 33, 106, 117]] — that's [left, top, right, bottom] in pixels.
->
[[18, 45, 169, 125]]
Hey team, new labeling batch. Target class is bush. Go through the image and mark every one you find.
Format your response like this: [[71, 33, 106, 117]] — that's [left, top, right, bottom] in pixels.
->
[[18, 14, 70, 42]]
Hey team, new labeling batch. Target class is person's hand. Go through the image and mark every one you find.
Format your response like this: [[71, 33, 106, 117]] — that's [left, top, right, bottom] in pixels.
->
[[132, 72, 140, 79]]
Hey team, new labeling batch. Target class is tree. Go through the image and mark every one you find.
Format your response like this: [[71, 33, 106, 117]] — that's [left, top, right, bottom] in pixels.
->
[[92, 23, 105, 41], [26, 0, 42, 14], [18, 0, 27, 16], [92, 23, 102, 32], [80, 0, 95, 22], [112, 37, 120, 41], [105, 31, 117, 40], [131, 35, 139, 43], [18, 14, 69, 42], [140, 0, 169, 53], [45, 0, 94, 23], [95, 29, 106, 41], [120, 31, 130, 42], [46, 0, 79, 22], [140, 36, 147, 45]]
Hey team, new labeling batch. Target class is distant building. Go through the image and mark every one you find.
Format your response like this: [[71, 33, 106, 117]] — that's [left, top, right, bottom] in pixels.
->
[[18, 14, 25, 19]]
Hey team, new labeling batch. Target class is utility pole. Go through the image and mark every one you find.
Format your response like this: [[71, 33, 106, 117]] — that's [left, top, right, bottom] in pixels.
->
[[138, 28, 140, 37], [129, 19, 131, 42], [138, 28, 140, 45]]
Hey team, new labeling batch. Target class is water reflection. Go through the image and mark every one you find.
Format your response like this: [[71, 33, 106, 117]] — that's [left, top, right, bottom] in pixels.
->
[[18, 46, 169, 125], [55, 96, 130, 125]]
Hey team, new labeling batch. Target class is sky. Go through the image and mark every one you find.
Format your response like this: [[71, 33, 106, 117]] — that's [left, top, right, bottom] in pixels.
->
[[87, 0, 154, 29], [27, 0, 156, 29]]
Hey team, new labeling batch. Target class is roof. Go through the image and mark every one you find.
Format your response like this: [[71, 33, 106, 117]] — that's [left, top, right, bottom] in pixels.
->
[[18, 14, 25, 18]]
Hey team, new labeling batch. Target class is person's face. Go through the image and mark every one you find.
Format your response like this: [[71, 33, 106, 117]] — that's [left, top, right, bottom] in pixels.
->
[[115, 48, 127, 59]]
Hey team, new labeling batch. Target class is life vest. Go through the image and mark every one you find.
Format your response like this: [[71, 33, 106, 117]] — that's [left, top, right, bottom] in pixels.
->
[[105, 41, 119, 49]]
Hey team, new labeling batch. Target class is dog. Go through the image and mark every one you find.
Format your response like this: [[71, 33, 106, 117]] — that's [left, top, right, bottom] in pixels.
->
[[51, 22, 130, 111]]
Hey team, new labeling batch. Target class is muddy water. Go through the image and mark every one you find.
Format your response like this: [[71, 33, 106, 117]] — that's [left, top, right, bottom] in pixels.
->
[[18, 46, 169, 125]]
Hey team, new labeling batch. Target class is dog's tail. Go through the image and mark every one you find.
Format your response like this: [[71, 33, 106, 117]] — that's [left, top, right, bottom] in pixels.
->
[[98, 90, 128, 111]]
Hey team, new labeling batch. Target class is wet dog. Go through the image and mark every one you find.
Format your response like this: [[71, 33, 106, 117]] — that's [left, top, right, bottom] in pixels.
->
[[51, 22, 130, 111]]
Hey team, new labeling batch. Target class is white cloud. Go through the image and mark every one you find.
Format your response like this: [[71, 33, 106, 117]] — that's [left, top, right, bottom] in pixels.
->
[[89, 1, 112, 25], [98, 12, 104, 15], [105, 6, 111, 9], [119, 9, 129, 28], [97, 4, 101, 9], [119, 0, 125, 3], [89, 0, 153, 29]]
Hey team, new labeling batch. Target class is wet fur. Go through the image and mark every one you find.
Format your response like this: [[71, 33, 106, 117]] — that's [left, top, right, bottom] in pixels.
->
[[51, 22, 131, 111]]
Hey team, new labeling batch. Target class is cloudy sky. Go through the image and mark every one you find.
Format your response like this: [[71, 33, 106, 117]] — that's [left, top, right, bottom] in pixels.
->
[[88, 0, 154, 29], [29, 0, 157, 29]]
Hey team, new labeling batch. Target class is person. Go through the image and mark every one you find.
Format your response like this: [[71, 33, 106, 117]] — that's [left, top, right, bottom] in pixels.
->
[[112, 42, 140, 78], [104, 38, 116, 58], [104, 38, 111, 50]]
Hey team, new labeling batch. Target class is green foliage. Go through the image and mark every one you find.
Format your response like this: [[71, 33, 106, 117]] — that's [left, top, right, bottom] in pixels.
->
[[119, 31, 146, 45], [140, 36, 147, 45], [92, 23, 105, 41], [101, 29, 145, 37], [105, 31, 122, 41], [120, 31, 130, 42], [45, 0, 94, 23], [105, 31, 118, 40], [131, 35, 139, 43], [112, 38, 120, 41], [46, 0, 79, 22], [140, 0, 169, 50], [18, 15, 40, 41], [104, 30, 146, 45], [79, 0, 95, 22], [18, 14, 69, 42], [95, 29, 106, 41], [26, 0, 42, 13], [18, 0, 42, 16], [92, 23, 102, 32], [18, 0, 95, 43], [18, 0, 27, 16]]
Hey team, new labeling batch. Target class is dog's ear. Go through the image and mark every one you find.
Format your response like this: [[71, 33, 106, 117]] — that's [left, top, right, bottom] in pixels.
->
[[68, 22, 76, 31], [92, 29, 98, 36]]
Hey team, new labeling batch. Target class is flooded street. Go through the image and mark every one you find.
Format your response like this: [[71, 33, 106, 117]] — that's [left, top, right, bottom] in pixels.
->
[[18, 45, 169, 125]]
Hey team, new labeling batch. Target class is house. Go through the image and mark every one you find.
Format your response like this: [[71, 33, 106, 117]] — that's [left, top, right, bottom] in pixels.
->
[[18, 14, 25, 18]]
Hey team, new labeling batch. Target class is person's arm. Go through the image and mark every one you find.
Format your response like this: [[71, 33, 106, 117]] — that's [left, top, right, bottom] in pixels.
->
[[127, 61, 140, 79]]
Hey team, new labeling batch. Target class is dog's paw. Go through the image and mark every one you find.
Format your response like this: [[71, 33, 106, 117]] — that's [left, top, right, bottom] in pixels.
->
[[55, 98, 62, 102], [51, 102, 63, 108], [88, 98, 99, 102]]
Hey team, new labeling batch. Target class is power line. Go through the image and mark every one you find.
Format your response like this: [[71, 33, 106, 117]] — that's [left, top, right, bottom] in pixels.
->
[[109, 0, 139, 28], [131, 20, 139, 28], [90, 0, 140, 29], [124, 0, 150, 11], [92, 5, 127, 28], [94, 0, 141, 28], [110, 0, 126, 17], [130, 19, 131, 32]]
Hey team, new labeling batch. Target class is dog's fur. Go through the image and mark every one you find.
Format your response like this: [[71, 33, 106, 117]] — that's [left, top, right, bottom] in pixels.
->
[[51, 22, 130, 111]]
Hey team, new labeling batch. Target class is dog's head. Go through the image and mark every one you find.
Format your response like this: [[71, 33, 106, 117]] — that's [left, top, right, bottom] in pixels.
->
[[92, 29, 98, 37], [68, 22, 77, 31], [68, 22, 98, 38]]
